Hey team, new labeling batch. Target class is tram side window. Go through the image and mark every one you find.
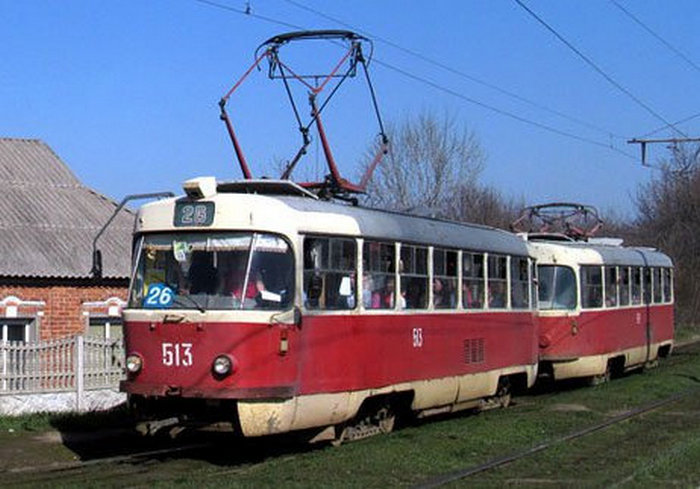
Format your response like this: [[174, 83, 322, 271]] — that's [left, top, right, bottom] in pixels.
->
[[487, 255, 508, 309], [463, 252, 485, 309], [401, 245, 428, 309], [643, 268, 652, 304], [510, 257, 529, 309], [604, 266, 618, 307], [303, 236, 356, 310], [652, 268, 663, 304], [433, 248, 457, 309], [363, 240, 396, 309], [631, 267, 642, 305], [663, 268, 673, 303], [580, 265, 603, 309], [619, 267, 630, 306]]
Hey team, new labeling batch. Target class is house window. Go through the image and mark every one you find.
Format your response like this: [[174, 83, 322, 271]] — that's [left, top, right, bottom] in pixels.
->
[[88, 317, 123, 340], [1, 319, 34, 343]]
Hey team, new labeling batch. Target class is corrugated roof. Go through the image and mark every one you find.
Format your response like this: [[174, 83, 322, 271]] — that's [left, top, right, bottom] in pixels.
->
[[0, 138, 134, 279]]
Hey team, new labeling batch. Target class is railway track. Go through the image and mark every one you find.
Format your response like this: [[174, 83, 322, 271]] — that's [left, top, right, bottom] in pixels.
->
[[2, 439, 214, 487], [411, 387, 698, 489], [4, 339, 699, 487]]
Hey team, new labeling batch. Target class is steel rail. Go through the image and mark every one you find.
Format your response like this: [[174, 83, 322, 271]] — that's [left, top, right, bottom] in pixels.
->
[[2, 440, 211, 478], [411, 386, 698, 489]]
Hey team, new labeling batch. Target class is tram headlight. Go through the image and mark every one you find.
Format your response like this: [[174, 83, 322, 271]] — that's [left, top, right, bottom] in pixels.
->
[[212, 354, 235, 377], [126, 354, 143, 374]]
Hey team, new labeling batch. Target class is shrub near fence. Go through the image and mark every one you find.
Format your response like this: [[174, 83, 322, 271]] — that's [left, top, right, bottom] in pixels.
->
[[0, 336, 125, 414]]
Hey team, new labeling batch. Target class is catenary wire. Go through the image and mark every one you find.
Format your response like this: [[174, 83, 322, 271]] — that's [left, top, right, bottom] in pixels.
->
[[281, 0, 625, 140], [513, 0, 688, 139], [639, 111, 700, 138], [372, 59, 636, 160], [192, 0, 638, 161], [609, 0, 700, 75]]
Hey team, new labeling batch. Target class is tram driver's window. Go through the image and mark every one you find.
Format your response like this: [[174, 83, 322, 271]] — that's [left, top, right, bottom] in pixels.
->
[[363, 240, 396, 309], [303, 236, 356, 310], [580, 265, 603, 309]]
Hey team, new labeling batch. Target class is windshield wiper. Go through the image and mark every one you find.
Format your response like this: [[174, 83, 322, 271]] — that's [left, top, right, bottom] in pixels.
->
[[172, 295, 206, 313]]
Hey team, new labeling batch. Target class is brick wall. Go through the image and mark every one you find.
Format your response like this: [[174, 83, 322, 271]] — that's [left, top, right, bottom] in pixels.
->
[[0, 283, 127, 340]]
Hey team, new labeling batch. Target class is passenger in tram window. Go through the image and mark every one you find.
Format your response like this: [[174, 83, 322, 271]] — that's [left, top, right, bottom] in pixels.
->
[[362, 273, 380, 309], [433, 278, 455, 308], [381, 276, 406, 309], [488, 282, 506, 308], [220, 252, 263, 301], [463, 281, 483, 308], [188, 251, 218, 295], [304, 272, 323, 309], [336, 273, 356, 309]]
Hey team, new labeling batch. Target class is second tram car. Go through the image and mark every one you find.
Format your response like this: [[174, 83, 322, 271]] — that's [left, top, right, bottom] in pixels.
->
[[527, 234, 674, 384], [120, 178, 539, 441]]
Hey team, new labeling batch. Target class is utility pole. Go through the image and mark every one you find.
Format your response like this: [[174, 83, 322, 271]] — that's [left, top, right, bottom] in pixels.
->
[[628, 137, 700, 166]]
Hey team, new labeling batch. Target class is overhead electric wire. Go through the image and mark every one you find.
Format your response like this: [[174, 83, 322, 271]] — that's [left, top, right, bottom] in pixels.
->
[[282, 0, 624, 140], [372, 59, 636, 160], [513, 0, 688, 139], [194, 0, 303, 30], [610, 0, 700, 75], [192, 0, 637, 161], [640, 111, 700, 138]]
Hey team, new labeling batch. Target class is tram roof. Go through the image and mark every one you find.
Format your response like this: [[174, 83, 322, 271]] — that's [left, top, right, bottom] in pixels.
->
[[139, 178, 530, 257], [526, 236, 672, 268], [276, 195, 529, 256]]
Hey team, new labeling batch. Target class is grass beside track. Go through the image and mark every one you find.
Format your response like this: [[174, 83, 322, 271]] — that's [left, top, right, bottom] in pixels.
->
[[2, 342, 700, 488]]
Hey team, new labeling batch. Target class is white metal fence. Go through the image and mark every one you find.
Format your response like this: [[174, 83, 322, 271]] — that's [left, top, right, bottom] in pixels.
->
[[0, 336, 124, 397]]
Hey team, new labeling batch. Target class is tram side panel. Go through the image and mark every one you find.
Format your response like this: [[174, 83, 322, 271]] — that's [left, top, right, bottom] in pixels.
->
[[295, 311, 538, 410]]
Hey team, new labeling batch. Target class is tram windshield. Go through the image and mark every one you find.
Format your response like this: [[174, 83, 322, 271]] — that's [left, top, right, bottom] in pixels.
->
[[129, 232, 294, 311], [538, 265, 576, 310]]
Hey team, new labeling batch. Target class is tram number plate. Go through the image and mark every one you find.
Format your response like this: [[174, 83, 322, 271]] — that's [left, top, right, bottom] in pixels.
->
[[174, 201, 215, 227], [162, 342, 193, 367]]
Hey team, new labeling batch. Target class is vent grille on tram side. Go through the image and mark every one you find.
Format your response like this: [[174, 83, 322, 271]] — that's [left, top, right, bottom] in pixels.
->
[[464, 338, 485, 364]]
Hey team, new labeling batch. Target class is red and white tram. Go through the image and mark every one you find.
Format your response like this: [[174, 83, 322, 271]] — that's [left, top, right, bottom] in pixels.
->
[[527, 235, 674, 384], [120, 177, 538, 441]]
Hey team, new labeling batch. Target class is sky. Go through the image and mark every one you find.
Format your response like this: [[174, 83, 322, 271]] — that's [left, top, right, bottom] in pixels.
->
[[2, 0, 699, 219]]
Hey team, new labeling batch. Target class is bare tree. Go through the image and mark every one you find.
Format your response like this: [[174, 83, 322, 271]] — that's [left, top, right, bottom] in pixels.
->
[[361, 111, 485, 215], [447, 184, 524, 230], [634, 143, 700, 326]]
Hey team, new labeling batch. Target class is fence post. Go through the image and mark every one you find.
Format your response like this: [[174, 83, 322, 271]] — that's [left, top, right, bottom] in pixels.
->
[[76, 335, 84, 411], [1, 339, 6, 392]]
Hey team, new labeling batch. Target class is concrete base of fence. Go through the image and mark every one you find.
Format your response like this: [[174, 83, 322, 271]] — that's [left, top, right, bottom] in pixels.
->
[[0, 389, 126, 416]]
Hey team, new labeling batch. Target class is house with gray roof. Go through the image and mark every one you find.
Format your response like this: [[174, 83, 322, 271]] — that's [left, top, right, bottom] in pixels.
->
[[0, 138, 133, 342]]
